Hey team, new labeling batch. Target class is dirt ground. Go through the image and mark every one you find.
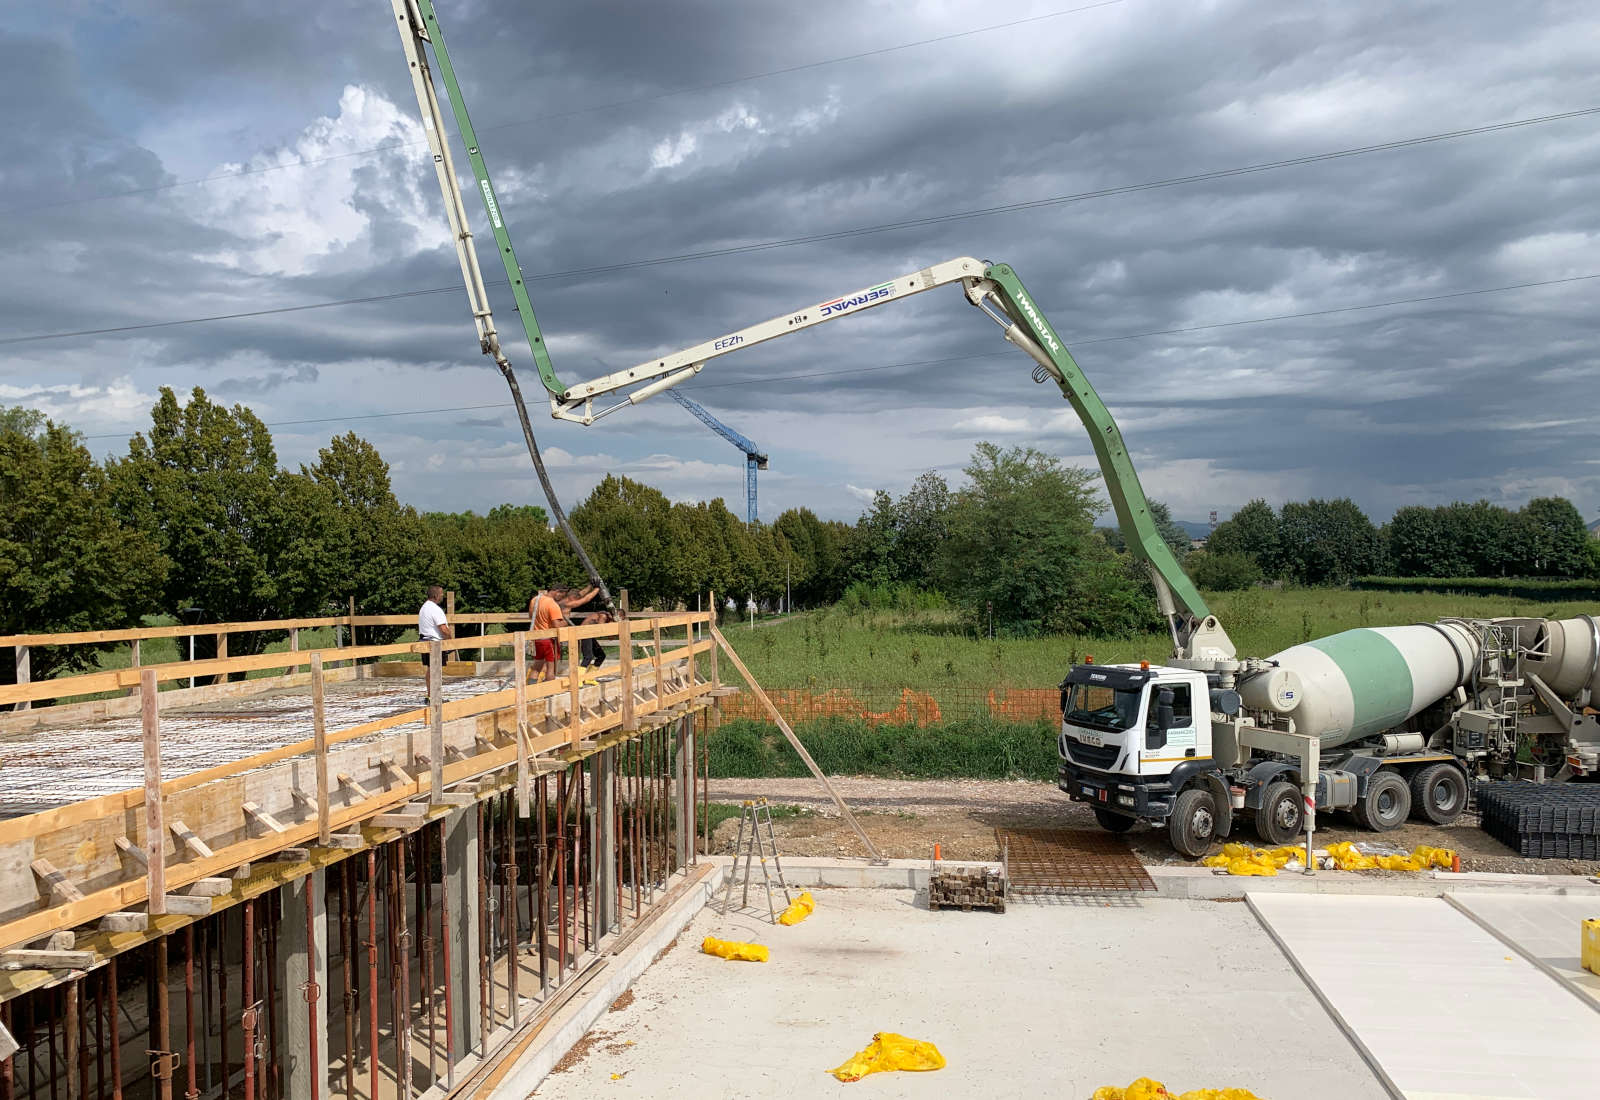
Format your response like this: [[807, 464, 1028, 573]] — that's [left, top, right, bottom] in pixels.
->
[[705, 776, 1600, 876]]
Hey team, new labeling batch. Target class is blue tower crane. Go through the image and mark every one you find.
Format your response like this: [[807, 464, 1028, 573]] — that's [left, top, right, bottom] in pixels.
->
[[667, 390, 768, 523]]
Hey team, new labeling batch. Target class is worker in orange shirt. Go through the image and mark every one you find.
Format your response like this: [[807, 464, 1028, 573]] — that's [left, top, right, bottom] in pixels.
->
[[527, 585, 600, 682]]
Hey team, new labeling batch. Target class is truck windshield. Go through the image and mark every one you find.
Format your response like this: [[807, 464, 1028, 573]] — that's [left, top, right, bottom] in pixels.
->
[[1063, 683, 1143, 733]]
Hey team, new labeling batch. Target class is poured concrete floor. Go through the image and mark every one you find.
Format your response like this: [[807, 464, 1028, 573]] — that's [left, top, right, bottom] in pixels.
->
[[0, 672, 512, 813], [532, 889, 1387, 1099], [1250, 892, 1600, 1099]]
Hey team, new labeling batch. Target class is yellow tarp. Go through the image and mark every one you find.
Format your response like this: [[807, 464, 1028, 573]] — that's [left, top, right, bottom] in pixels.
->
[[700, 935, 768, 962], [828, 1032, 946, 1082], [1202, 841, 1457, 876], [1581, 918, 1600, 977], [1201, 843, 1300, 876], [1092, 1076, 1265, 1099], [1323, 841, 1455, 872], [778, 891, 815, 926]]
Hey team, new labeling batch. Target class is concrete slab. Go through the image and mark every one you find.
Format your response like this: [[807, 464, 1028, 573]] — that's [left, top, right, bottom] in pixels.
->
[[1248, 892, 1600, 1099], [530, 890, 1385, 1099], [1446, 891, 1600, 1008]]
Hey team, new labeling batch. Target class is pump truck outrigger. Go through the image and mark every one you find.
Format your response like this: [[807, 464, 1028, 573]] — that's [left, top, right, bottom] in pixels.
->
[[394, 0, 1600, 862]]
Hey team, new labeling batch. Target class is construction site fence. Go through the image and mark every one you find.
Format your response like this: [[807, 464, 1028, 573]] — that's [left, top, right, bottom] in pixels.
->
[[716, 684, 1062, 727]]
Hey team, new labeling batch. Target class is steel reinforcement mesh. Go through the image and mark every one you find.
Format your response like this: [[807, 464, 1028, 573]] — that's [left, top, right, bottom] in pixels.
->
[[1477, 782, 1600, 859], [995, 826, 1156, 895]]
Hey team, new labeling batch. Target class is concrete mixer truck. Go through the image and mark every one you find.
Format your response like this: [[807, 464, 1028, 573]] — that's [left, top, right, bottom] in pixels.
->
[[1059, 614, 1600, 856]]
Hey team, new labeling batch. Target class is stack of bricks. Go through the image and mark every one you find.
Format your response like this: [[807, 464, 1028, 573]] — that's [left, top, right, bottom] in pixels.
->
[[927, 867, 1007, 913]]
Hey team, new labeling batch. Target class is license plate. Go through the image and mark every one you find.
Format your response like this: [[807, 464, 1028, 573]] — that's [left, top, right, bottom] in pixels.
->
[[1081, 785, 1095, 798], [1076, 731, 1103, 748]]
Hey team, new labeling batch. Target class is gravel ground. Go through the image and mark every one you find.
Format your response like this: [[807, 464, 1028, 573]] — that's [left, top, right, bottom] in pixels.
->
[[704, 776, 1600, 876]]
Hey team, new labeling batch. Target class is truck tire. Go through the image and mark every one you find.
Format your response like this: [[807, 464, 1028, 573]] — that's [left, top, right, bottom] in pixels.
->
[[1409, 763, 1468, 825], [1169, 787, 1219, 858], [1254, 781, 1304, 847], [1093, 806, 1136, 833], [1352, 770, 1410, 832]]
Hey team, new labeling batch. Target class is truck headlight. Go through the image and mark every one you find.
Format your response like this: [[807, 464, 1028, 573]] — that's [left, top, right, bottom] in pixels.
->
[[1116, 795, 1136, 808]]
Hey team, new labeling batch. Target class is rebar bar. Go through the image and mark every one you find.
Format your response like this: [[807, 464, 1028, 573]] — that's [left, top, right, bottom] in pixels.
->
[[304, 871, 320, 1100], [397, 836, 413, 1100], [438, 821, 455, 1092], [536, 772, 548, 998], [242, 899, 256, 1100], [183, 926, 197, 1100], [365, 850, 378, 1100], [340, 861, 356, 1100]]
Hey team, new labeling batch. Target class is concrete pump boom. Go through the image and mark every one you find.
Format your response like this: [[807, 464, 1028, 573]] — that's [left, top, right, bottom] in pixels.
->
[[555, 259, 1234, 661], [393, 0, 1229, 660]]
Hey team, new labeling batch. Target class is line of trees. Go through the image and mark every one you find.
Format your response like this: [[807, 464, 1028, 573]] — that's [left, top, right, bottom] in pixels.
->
[[2, 388, 875, 680], [9, 387, 1595, 683], [1196, 496, 1600, 589]]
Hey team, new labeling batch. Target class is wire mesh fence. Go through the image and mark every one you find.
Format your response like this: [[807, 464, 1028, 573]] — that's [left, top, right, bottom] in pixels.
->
[[718, 684, 1060, 727]]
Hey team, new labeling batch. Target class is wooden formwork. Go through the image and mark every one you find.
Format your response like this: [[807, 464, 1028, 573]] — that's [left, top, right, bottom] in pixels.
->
[[0, 607, 723, 965]]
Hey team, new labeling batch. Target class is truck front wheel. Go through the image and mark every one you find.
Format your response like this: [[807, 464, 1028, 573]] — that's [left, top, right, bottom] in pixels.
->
[[1093, 806, 1136, 833], [1409, 763, 1468, 825], [1352, 771, 1410, 831], [1254, 781, 1304, 846], [1169, 787, 1219, 858]]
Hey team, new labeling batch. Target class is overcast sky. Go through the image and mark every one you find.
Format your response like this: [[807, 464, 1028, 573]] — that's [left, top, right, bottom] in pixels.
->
[[4, 0, 1597, 526]]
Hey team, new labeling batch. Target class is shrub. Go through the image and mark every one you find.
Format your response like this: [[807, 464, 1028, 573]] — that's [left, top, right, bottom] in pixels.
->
[[1190, 550, 1265, 592]]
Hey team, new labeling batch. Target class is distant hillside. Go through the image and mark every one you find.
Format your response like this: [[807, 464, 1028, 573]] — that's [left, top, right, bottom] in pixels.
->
[[1177, 519, 1212, 540], [1590, 517, 1600, 538]]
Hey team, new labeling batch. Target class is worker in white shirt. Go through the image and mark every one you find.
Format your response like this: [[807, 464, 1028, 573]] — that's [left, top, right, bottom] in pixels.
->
[[418, 585, 455, 673]]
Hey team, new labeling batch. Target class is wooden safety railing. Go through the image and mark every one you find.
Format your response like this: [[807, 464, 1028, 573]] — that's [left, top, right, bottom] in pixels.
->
[[0, 600, 726, 954], [0, 599, 711, 711]]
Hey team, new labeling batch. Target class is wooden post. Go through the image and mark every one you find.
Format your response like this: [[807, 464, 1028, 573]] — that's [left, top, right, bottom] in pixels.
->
[[514, 632, 529, 817], [286, 627, 298, 677], [708, 592, 720, 688], [348, 596, 357, 649], [565, 627, 581, 748], [651, 621, 664, 701], [445, 590, 455, 618], [429, 640, 444, 798], [312, 652, 330, 845], [216, 633, 227, 661], [14, 645, 29, 712], [618, 591, 635, 731], [141, 670, 167, 914], [710, 624, 886, 862], [126, 637, 141, 696], [708, 591, 723, 729]]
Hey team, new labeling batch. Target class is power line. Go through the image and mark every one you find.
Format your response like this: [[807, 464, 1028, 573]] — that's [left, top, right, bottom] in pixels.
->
[[3, 2, 1124, 217], [71, 270, 1593, 439], [82, 402, 509, 441], [7, 104, 1596, 349]]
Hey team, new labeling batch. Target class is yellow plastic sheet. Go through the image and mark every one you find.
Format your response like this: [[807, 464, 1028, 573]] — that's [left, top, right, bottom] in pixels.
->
[[1091, 1077, 1264, 1099], [1202, 843, 1300, 876], [1204, 841, 1458, 876], [777, 891, 815, 926], [1324, 841, 1456, 872], [828, 1032, 946, 1082], [700, 935, 768, 962]]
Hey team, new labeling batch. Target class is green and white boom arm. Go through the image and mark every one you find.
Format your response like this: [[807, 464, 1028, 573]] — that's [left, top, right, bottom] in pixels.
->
[[556, 258, 1236, 662]]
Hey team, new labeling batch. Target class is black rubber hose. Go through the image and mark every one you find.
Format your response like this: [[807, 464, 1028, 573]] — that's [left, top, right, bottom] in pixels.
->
[[492, 354, 615, 611]]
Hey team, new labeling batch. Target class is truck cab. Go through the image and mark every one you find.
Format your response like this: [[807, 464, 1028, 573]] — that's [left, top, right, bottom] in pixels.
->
[[1057, 662, 1232, 855]]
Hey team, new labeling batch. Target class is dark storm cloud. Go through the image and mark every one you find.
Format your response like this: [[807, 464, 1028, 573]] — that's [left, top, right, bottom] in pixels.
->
[[4, 1, 1598, 522]]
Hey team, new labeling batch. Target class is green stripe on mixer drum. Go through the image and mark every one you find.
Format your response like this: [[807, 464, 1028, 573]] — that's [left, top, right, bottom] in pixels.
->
[[1307, 629, 1415, 736]]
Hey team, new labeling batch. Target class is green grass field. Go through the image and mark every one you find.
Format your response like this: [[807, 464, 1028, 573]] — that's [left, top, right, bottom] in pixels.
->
[[719, 587, 1600, 689]]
